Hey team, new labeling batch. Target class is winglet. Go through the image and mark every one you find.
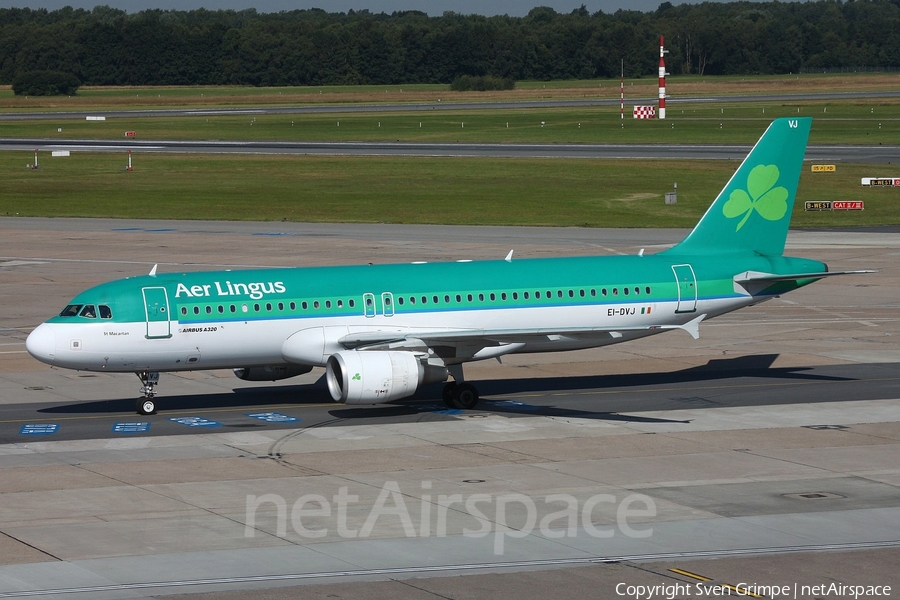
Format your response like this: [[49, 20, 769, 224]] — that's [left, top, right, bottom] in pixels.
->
[[505, 250, 514, 263], [149, 264, 158, 277]]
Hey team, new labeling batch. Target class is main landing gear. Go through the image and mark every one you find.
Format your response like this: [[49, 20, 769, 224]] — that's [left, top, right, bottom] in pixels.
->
[[136, 371, 159, 415], [442, 381, 480, 410]]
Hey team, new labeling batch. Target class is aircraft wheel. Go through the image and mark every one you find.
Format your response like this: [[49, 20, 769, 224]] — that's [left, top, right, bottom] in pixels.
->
[[442, 382, 457, 408], [452, 383, 479, 410], [136, 398, 156, 416]]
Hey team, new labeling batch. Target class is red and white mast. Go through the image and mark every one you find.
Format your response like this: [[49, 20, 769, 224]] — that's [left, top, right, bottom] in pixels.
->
[[658, 35, 668, 119], [620, 59, 624, 120]]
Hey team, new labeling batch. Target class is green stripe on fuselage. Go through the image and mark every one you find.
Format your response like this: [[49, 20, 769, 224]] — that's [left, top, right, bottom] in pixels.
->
[[47, 252, 826, 325]]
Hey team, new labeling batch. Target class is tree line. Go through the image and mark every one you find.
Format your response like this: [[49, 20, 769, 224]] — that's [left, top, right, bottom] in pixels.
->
[[1, 1, 899, 89]]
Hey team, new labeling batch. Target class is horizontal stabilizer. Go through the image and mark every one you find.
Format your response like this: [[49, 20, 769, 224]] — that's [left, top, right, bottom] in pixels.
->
[[734, 270, 874, 283]]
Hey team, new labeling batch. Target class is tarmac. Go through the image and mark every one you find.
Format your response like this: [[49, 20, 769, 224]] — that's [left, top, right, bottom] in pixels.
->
[[0, 218, 898, 599]]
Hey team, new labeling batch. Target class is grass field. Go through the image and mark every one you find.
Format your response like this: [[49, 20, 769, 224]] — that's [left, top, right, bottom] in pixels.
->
[[2, 73, 898, 228], [2, 152, 895, 227]]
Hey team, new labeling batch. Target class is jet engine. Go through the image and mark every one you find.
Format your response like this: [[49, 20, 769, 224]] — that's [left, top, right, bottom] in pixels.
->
[[233, 364, 313, 381], [325, 351, 447, 405]]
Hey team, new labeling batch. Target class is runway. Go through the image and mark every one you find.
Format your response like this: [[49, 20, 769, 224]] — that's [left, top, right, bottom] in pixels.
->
[[0, 220, 898, 598], [2, 138, 898, 162], [2, 90, 899, 120]]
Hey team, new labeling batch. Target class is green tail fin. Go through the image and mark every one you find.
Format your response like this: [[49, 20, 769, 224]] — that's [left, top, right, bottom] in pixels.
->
[[664, 117, 811, 257]]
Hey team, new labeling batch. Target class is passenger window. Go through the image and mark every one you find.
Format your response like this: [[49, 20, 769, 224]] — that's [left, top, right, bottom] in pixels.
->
[[524, 292, 529, 299], [501, 292, 507, 301], [536, 291, 541, 299], [478, 293, 484, 301], [254, 303, 260, 312], [410, 296, 416, 304], [624, 288, 629, 296], [490, 293, 496, 301], [635, 287, 640, 295], [242, 304, 248, 313], [433, 295, 439, 304], [398, 297, 404, 305], [568, 290, 574, 298], [557, 290, 563, 298], [290, 302, 296, 310], [349, 299, 355, 308], [512, 292, 518, 300], [266, 303, 272, 311], [646, 286, 651, 294], [337, 300, 343, 308], [230, 305, 236, 313], [181, 307, 187, 316], [302, 301, 308, 310], [366, 297, 372, 307], [421, 296, 427, 304], [206, 306, 212, 314], [444, 295, 450, 303], [467, 294, 473, 302], [456, 294, 462, 303], [59, 304, 83, 317], [314, 301, 320, 309], [218, 305, 224, 313], [602, 289, 608, 296], [99, 305, 112, 319], [194, 306, 200, 315], [325, 300, 332, 309], [590, 289, 596, 297], [278, 302, 284, 310], [79, 305, 97, 318], [613, 288, 618, 296], [579, 290, 585, 297]]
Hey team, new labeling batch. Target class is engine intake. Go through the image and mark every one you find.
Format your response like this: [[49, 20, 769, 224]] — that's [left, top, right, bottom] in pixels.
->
[[326, 351, 446, 405], [233, 364, 312, 381]]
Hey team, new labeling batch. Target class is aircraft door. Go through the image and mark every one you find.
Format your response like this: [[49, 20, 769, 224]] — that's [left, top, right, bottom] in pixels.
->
[[363, 293, 376, 318], [672, 264, 697, 313], [142, 287, 172, 339], [382, 292, 394, 317]]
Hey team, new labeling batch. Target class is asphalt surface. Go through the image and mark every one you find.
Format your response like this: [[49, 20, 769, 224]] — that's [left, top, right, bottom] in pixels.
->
[[3, 138, 899, 162], [2, 90, 899, 120], [2, 361, 898, 445], [0, 213, 897, 599]]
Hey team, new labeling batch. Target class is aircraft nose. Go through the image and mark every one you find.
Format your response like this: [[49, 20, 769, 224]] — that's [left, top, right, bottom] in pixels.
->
[[26, 323, 56, 364]]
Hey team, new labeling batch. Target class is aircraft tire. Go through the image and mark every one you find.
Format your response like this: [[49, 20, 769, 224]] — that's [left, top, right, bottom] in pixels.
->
[[137, 398, 156, 416], [452, 383, 479, 410], [442, 382, 457, 408]]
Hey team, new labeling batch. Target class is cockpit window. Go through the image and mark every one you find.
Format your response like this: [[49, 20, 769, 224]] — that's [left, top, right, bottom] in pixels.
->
[[79, 305, 97, 319], [60, 304, 83, 317], [99, 305, 112, 319]]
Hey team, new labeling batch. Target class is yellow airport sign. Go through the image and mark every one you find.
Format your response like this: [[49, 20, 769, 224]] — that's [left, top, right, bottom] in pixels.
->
[[811, 165, 836, 172]]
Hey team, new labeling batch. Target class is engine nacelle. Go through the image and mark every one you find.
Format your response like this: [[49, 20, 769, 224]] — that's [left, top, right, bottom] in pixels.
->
[[326, 351, 447, 405], [233, 364, 313, 382]]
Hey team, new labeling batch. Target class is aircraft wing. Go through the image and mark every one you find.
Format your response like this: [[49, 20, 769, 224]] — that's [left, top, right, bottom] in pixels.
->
[[337, 313, 708, 353]]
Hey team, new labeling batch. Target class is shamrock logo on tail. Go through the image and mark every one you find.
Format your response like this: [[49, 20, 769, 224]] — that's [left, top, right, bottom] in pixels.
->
[[722, 164, 789, 231]]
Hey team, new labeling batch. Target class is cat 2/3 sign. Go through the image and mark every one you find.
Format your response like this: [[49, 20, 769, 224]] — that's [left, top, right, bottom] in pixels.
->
[[861, 177, 900, 186], [804, 201, 865, 211]]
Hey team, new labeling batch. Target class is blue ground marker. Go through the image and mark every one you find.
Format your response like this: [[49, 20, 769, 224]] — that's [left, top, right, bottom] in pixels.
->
[[20, 423, 59, 435], [112, 422, 151, 434], [246, 412, 299, 423], [168, 417, 222, 428]]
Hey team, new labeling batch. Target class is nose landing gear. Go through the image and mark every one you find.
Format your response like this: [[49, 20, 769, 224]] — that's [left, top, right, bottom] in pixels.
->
[[136, 371, 159, 415]]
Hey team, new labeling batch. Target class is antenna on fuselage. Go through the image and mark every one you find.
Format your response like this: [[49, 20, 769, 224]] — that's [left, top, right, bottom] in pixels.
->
[[149, 264, 158, 277]]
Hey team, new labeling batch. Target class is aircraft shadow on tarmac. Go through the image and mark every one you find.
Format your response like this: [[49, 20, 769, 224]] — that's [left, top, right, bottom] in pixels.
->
[[37, 354, 857, 423]]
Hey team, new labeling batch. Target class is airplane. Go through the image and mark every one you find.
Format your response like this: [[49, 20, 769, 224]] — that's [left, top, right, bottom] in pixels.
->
[[25, 117, 869, 416]]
